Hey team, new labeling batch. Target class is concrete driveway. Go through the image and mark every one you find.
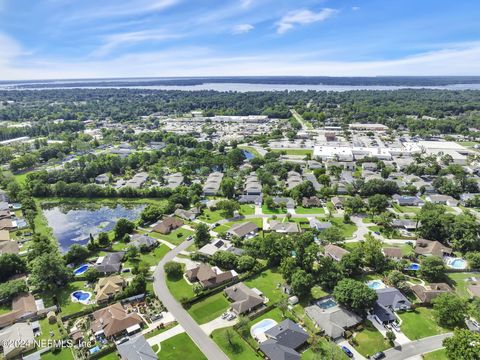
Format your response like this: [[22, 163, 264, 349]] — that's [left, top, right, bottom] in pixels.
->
[[383, 333, 452, 360], [335, 339, 367, 360]]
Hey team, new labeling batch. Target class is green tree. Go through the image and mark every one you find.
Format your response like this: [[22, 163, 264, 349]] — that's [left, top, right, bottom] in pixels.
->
[[444, 329, 480, 360], [290, 269, 314, 299], [164, 261, 183, 278], [98, 232, 111, 247], [212, 251, 237, 270], [367, 194, 389, 215], [216, 199, 240, 218], [433, 293, 468, 328], [236, 255, 256, 272], [419, 256, 446, 282], [63, 244, 90, 265], [194, 223, 211, 248], [333, 279, 377, 313], [0, 254, 26, 282], [113, 218, 135, 240], [29, 252, 71, 291], [221, 177, 236, 199]]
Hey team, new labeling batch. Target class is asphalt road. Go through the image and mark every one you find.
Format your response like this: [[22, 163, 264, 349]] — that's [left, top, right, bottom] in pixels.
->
[[153, 239, 229, 360], [384, 333, 452, 360]]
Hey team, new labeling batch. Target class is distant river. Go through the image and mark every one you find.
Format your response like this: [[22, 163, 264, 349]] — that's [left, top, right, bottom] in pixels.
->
[[43, 203, 145, 252], [3, 82, 480, 92]]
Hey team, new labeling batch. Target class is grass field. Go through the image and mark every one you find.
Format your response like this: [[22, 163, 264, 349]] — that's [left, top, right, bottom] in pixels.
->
[[244, 268, 285, 303], [151, 227, 194, 246], [97, 352, 119, 360], [272, 149, 313, 156], [124, 244, 170, 268], [212, 327, 260, 360], [261, 205, 287, 214], [399, 307, 448, 340], [354, 321, 391, 357], [166, 272, 195, 301], [198, 208, 225, 223], [447, 272, 477, 299], [240, 204, 255, 215], [44, 281, 95, 315], [295, 206, 325, 214], [40, 348, 74, 360], [157, 333, 207, 360], [331, 218, 357, 238], [423, 348, 448, 360], [187, 292, 230, 324]]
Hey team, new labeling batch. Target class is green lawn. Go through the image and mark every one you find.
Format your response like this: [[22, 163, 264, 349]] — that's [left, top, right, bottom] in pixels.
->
[[311, 285, 329, 299], [150, 227, 194, 246], [382, 243, 414, 257], [37, 317, 65, 342], [393, 204, 421, 214], [240, 204, 255, 215], [44, 281, 94, 316], [212, 327, 260, 360], [262, 205, 287, 214], [187, 292, 230, 324], [354, 321, 391, 357], [125, 244, 170, 268], [198, 208, 226, 223], [40, 348, 74, 360], [447, 272, 477, 299], [244, 268, 286, 303], [331, 218, 357, 238], [0, 304, 11, 315], [399, 307, 448, 340], [166, 272, 195, 302], [144, 322, 178, 339], [247, 307, 285, 335], [423, 348, 448, 360], [238, 146, 263, 158], [295, 206, 325, 214], [273, 149, 313, 156], [97, 352, 120, 360], [157, 333, 207, 360]]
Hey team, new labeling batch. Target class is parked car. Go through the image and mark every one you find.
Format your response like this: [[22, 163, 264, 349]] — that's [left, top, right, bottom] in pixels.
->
[[372, 351, 386, 360], [341, 346, 354, 358], [221, 312, 229, 319]]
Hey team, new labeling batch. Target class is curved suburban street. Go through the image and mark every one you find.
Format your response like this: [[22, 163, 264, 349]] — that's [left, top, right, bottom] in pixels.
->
[[384, 333, 452, 360], [153, 239, 229, 360]]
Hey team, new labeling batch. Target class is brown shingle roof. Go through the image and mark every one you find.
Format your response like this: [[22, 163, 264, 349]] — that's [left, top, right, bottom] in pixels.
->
[[186, 264, 236, 289], [383, 247, 402, 259], [411, 283, 452, 303], [224, 282, 264, 314], [324, 244, 349, 261], [91, 303, 143, 338], [0, 230, 10, 242], [94, 276, 125, 302], [152, 217, 184, 234], [415, 239, 452, 257]]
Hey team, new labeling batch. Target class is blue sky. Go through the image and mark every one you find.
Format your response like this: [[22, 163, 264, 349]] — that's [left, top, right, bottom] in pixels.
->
[[0, 0, 479, 79]]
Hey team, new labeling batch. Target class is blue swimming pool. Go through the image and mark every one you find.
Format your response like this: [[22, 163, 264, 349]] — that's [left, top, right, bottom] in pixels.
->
[[447, 258, 467, 269], [406, 263, 420, 271], [366, 280, 386, 290], [71, 290, 92, 304], [316, 298, 337, 309], [89, 346, 101, 354], [74, 264, 91, 275], [250, 319, 277, 338]]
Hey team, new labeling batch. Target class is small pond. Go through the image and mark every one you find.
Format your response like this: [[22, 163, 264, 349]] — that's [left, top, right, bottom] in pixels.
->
[[242, 149, 255, 160], [43, 203, 145, 252]]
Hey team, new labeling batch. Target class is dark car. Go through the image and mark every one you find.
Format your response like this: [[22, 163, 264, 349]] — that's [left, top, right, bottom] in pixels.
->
[[341, 346, 354, 358], [372, 351, 386, 360]]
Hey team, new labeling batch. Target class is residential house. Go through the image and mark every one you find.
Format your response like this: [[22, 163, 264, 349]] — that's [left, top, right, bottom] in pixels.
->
[[165, 172, 184, 189], [0, 219, 15, 231], [362, 162, 378, 171], [467, 283, 480, 298], [94, 276, 125, 304], [259, 319, 309, 360], [392, 219, 417, 231], [392, 194, 424, 207], [272, 197, 295, 209], [331, 196, 345, 210], [302, 196, 322, 208], [224, 282, 264, 315], [198, 239, 236, 257], [269, 221, 300, 233], [0, 240, 19, 255], [324, 244, 349, 262], [303, 173, 321, 191], [117, 334, 157, 360], [174, 208, 199, 221], [411, 283, 453, 304], [130, 234, 158, 250], [0, 202, 9, 211], [415, 239, 452, 257], [382, 247, 403, 261], [373, 288, 411, 325], [0, 322, 35, 359], [94, 252, 125, 274], [309, 219, 332, 232], [460, 193, 480, 205], [186, 264, 237, 289], [227, 221, 258, 239], [0, 230, 10, 242], [244, 173, 262, 195], [0, 210, 11, 220], [124, 172, 149, 189], [0, 293, 39, 329], [95, 173, 110, 184], [90, 303, 143, 338], [203, 172, 224, 196], [425, 194, 459, 207], [152, 217, 184, 234], [305, 302, 362, 340], [238, 194, 263, 206], [286, 171, 303, 190]]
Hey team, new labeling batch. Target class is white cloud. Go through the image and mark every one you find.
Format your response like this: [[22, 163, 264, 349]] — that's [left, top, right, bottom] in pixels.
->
[[3, 41, 480, 80], [241, 0, 253, 8], [352, 6, 360, 11], [276, 8, 337, 34], [232, 24, 254, 34], [92, 30, 183, 57]]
